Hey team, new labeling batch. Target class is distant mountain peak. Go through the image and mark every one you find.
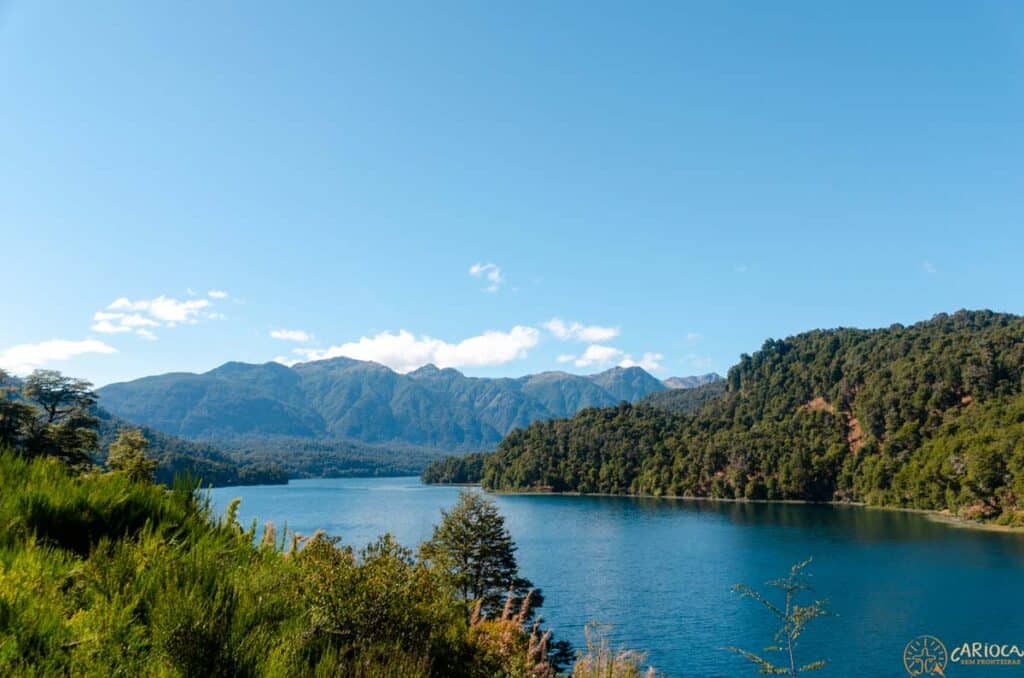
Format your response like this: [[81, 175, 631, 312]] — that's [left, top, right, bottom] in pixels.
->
[[659, 374, 724, 391], [663, 373, 723, 390], [208, 360, 294, 376]]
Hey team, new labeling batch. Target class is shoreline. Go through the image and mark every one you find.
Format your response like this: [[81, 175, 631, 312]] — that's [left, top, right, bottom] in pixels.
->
[[431, 484, 1024, 534]]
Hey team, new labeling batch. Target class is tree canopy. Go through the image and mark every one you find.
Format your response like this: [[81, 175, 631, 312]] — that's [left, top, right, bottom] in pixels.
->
[[472, 310, 1024, 525], [2, 368, 99, 467]]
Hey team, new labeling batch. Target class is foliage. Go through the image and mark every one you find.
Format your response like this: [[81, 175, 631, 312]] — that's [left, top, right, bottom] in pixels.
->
[[22, 369, 97, 423], [641, 379, 727, 414], [2, 368, 99, 468], [481, 310, 1024, 523], [95, 410, 289, 487], [890, 390, 1024, 524], [420, 491, 540, 617], [216, 435, 444, 480], [106, 427, 159, 482], [467, 591, 563, 677], [422, 452, 487, 484], [725, 559, 830, 676], [0, 371, 35, 452], [572, 623, 658, 678], [0, 450, 601, 676], [1, 368, 285, 487]]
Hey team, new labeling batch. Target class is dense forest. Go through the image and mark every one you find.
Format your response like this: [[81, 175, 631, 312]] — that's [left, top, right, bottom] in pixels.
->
[[639, 380, 727, 414], [421, 452, 488, 484], [431, 311, 1024, 526], [96, 412, 289, 486], [215, 435, 446, 479]]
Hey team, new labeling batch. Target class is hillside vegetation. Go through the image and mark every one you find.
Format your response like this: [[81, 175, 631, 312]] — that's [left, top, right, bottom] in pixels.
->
[[96, 410, 288, 486], [640, 379, 727, 414], [97, 361, 669, 452], [476, 311, 1024, 525]]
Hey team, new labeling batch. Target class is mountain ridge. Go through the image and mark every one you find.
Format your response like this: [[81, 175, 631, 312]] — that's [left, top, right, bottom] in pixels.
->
[[98, 358, 711, 452], [663, 373, 722, 389]]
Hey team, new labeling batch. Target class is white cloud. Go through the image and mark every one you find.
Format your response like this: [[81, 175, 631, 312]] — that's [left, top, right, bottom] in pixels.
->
[[270, 328, 312, 343], [208, 289, 228, 299], [543, 317, 620, 343], [119, 314, 160, 328], [107, 295, 210, 324], [573, 344, 624, 368], [469, 262, 503, 292], [685, 331, 701, 342], [620, 352, 664, 372], [0, 339, 117, 375], [272, 355, 301, 367], [90, 319, 133, 334], [923, 261, 937, 274], [735, 264, 749, 273], [94, 294, 221, 339], [296, 326, 539, 373], [559, 344, 664, 372]]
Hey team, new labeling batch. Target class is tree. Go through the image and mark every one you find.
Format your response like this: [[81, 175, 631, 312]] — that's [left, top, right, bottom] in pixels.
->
[[420, 491, 542, 618], [107, 428, 158, 483], [0, 370, 35, 451], [20, 370, 99, 467], [725, 558, 831, 677], [23, 370, 97, 423]]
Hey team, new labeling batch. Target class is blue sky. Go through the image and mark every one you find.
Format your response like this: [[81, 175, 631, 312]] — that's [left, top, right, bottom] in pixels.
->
[[1, 2, 1022, 386]]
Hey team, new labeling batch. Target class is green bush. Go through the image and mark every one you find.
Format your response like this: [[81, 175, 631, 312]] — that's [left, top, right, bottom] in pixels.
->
[[0, 450, 594, 676]]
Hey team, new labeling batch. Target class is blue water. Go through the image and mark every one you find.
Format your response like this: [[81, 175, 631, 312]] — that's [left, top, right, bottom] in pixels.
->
[[210, 478, 1024, 677]]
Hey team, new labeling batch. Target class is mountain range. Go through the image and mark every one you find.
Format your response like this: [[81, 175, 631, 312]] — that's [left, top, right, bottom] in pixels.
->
[[97, 359, 719, 452]]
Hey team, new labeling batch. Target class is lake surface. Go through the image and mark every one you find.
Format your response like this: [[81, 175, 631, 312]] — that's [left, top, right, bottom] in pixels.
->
[[210, 478, 1024, 677]]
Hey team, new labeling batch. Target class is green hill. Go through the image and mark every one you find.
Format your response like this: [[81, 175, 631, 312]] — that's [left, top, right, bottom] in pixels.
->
[[95, 410, 288, 486], [641, 379, 727, 413], [476, 310, 1024, 525]]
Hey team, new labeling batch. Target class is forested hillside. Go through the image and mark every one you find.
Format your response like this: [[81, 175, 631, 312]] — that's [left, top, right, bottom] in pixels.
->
[[478, 311, 1024, 525], [98, 360, 673, 451], [96, 411, 288, 486], [641, 379, 727, 413]]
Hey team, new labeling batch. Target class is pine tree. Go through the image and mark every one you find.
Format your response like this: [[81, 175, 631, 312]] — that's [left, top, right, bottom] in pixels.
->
[[420, 490, 542, 618]]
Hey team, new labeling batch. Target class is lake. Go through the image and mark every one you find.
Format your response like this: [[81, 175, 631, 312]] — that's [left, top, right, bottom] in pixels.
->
[[210, 478, 1024, 677]]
